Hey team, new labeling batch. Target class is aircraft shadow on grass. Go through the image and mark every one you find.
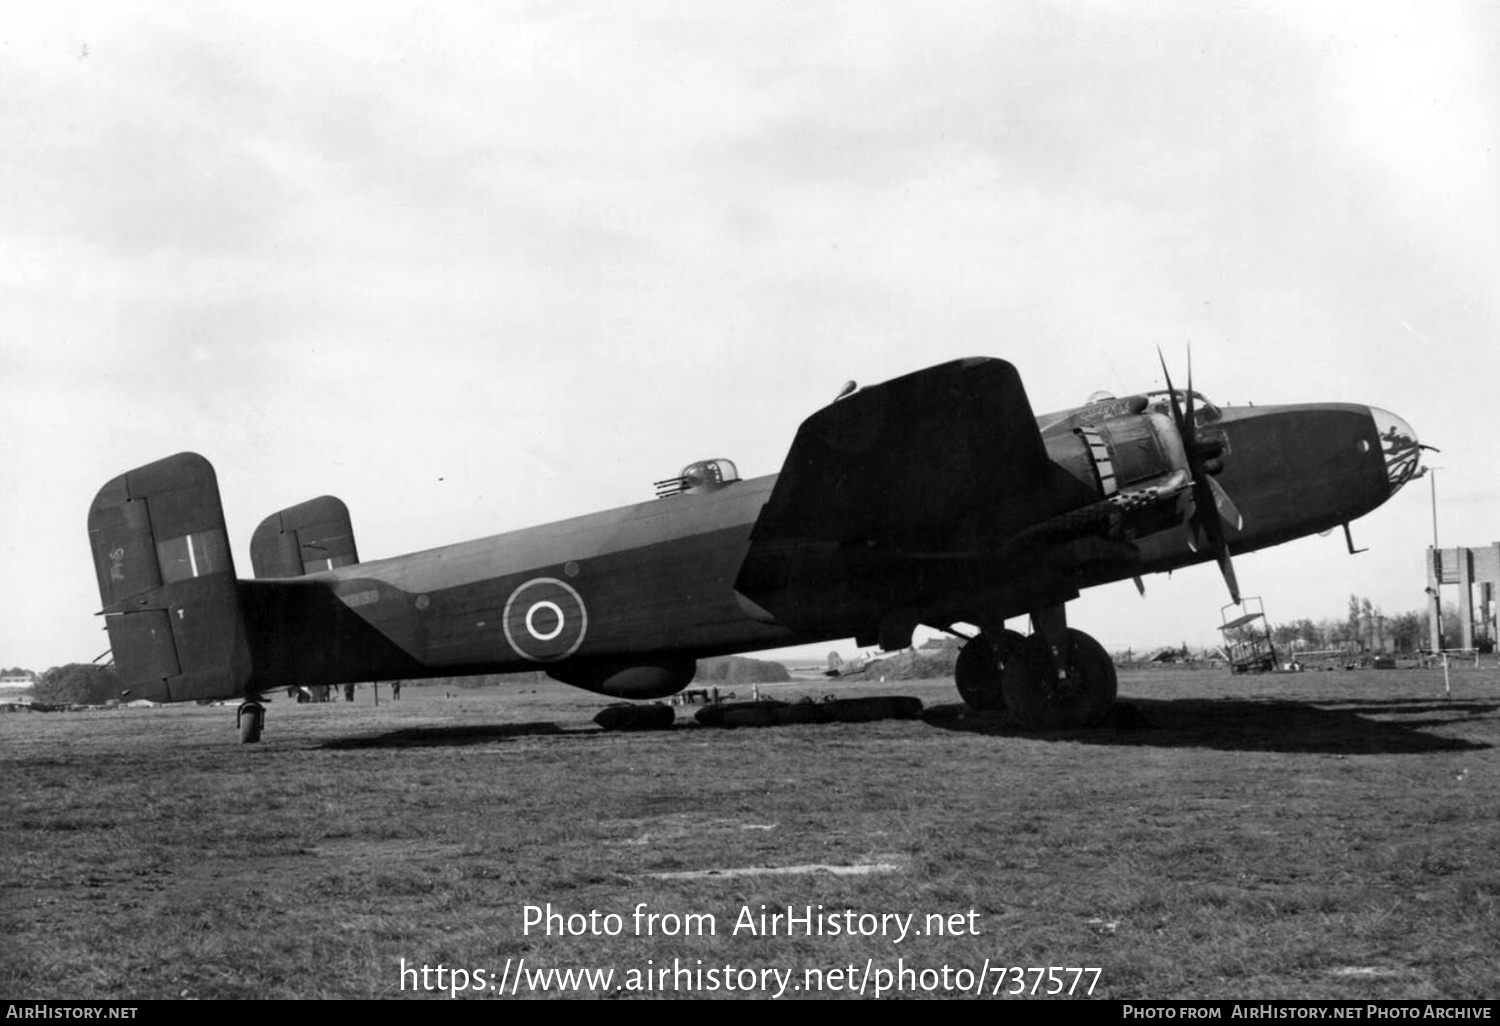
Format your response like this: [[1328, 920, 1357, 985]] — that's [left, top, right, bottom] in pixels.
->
[[1318, 698, 1498, 717], [315, 695, 1494, 755], [923, 697, 1495, 755], [321, 722, 567, 749]]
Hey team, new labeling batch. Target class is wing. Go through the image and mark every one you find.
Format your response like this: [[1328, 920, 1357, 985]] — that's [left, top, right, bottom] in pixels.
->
[[747, 358, 1052, 543], [735, 358, 1092, 620]]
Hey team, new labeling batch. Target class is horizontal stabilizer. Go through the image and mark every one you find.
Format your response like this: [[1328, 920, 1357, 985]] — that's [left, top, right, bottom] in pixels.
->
[[87, 452, 251, 702], [251, 496, 359, 578]]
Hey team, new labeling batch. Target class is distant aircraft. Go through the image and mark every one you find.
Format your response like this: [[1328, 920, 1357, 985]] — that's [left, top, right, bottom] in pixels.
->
[[824, 649, 874, 679], [87, 357, 1425, 742]]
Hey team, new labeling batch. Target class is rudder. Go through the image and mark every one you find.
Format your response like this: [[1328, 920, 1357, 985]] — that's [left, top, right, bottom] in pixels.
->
[[87, 452, 252, 702]]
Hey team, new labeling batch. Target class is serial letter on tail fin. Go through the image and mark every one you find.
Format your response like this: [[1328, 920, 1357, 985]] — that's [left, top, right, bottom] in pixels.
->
[[250, 496, 359, 578], [88, 452, 251, 702]]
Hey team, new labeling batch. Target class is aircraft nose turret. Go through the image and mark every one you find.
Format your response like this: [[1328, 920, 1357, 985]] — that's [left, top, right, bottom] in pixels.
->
[[1369, 407, 1424, 495]]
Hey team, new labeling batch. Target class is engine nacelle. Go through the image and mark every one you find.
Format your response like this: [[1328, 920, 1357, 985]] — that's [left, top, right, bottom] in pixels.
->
[[1047, 409, 1189, 499], [546, 656, 697, 699]]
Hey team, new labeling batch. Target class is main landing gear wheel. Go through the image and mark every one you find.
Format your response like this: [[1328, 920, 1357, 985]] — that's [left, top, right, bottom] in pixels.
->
[[1001, 629, 1117, 731], [237, 701, 265, 744], [954, 630, 1026, 711]]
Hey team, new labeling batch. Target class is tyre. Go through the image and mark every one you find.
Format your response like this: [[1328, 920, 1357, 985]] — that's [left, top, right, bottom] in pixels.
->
[[238, 705, 264, 744], [593, 703, 675, 731], [955, 631, 1025, 710], [1002, 629, 1117, 730], [825, 696, 922, 723]]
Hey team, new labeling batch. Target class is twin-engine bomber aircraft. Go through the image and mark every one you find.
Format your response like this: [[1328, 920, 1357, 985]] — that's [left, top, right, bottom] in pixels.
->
[[88, 357, 1425, 742]]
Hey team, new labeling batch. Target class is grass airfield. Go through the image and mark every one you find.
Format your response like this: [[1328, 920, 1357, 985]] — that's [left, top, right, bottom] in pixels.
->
[[2, 665, 1497, 1000]]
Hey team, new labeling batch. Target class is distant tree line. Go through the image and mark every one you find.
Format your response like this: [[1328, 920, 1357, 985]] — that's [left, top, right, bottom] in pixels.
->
[[29, 664, 122, 705], [1269, 594, 1472, 655]]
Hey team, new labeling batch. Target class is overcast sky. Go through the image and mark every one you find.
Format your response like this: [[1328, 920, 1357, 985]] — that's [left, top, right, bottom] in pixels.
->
[[3, 1, 1497, 672]]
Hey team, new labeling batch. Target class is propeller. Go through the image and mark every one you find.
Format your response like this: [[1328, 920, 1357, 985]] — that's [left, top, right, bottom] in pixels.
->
[[1158, 349, 1244, 604]]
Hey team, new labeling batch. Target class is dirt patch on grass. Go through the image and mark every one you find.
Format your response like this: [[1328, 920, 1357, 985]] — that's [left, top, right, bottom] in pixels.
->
[[650, 859, 905, 880]]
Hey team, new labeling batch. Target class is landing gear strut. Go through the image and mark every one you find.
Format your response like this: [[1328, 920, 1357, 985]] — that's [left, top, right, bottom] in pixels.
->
[[236, 701, 265, 744]]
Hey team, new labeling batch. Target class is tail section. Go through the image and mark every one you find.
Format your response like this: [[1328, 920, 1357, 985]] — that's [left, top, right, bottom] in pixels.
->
[[250, 496, 359, 578], [87, 453, 251, 702]]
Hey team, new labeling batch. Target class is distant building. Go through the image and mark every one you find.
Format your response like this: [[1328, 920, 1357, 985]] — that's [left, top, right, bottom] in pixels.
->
[[1427, 544, 1500, 652], [0, 673, 35, 705]]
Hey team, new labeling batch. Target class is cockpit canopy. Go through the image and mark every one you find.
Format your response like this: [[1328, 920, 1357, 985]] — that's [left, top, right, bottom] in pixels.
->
[[1082, 389, 1221, 425], [1142, 390, 1222, 425], [654, 458, 741, 498]]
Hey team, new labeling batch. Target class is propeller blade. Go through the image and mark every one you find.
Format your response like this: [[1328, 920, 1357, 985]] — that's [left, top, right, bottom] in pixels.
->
[[1160, 347, 1243, 604], [1183, 347, 1197, 438], [1157, 349, 1188, 444], [1205, 474, 1244, 532], [1195, 476, 1241, 603], [1216, 544, 1241, 605]]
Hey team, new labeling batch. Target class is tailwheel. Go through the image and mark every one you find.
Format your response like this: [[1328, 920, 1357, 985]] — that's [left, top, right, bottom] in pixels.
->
[[237, 701, 265, 744], [1002, 629, 1117, 730], [954, 630, 1025, 711]]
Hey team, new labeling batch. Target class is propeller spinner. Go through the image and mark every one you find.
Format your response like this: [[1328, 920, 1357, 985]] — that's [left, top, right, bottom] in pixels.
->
[[1158, 350, 1244, 604]]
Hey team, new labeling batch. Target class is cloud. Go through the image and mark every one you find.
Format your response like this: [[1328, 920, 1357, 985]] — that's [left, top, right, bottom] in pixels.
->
[[1, 2, 1494, 669]]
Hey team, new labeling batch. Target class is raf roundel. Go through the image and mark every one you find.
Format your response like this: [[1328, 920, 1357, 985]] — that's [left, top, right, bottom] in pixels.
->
[[502, 577, 588, 662]]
